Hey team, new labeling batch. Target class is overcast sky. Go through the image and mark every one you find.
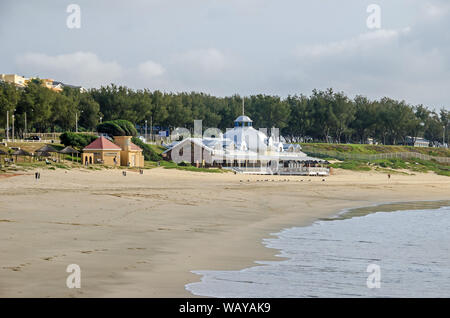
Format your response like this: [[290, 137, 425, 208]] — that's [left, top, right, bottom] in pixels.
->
[[0, 0, 449, 109]]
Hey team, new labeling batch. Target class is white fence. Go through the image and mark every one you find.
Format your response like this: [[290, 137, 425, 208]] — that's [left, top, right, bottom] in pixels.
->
[[228, 166, 330, 176], [2, 139, 55, 144]]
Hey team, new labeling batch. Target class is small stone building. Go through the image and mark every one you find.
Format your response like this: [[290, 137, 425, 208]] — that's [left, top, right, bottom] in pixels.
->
[[82, 136, 121, 166], [114, 136, 145, 167], [82, 136, 144, 167]]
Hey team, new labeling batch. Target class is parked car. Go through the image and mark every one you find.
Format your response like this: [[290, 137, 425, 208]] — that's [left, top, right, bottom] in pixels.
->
[[25, 135, 41, 141]]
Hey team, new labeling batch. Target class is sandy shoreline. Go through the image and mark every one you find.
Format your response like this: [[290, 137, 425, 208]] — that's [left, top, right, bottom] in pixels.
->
[[0, 167, 449, 297]]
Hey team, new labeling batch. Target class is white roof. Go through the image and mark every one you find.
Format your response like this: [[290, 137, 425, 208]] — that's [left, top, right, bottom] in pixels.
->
[[163, 137, 325, 163], [162, 115, 326, 163], [224, 126, 268, 153], [234, 115, 253, 123]]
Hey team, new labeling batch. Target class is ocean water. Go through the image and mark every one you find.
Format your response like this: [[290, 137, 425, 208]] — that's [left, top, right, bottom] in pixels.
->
[[186, 204, 450, 297]]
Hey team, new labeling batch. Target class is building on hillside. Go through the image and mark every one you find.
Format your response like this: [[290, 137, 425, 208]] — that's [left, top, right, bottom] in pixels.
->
[[1, 73, 85, 92], [52, 81, 86, 93], [40, 78, 63, 92], [404, 136, 430, 147], [82, 136, 144, 167], [162, 114, 329, 176], [0, 74, 29, 87]]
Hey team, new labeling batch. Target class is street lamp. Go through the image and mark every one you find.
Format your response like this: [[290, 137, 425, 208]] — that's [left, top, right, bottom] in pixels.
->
[[150, 116, 153, 142], [6, 110, 9, 141], [100, 116, 102, 124], [10, 109, 16, 142], [12, 113, 15, 142]]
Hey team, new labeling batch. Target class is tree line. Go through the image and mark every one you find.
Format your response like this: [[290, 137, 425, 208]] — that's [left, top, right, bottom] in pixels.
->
[[0, 80, 448, 145]]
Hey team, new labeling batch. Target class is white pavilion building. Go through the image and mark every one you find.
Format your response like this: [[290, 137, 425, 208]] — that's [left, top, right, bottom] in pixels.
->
[[162, 115, 329, 176]]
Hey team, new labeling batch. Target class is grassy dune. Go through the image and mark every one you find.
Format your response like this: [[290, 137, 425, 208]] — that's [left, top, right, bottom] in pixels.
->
[[301, 143, 450, 157], [329, 158, 450, 176]]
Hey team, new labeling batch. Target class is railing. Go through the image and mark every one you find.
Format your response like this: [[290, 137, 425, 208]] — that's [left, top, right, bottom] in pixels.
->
[[302, 147, 450, 164], [2, 139, 55, 143], [278, 166, 329, 175], [227, 167, 271, 174], [22, 132, 61, 139], [228, 166, 330, 175]]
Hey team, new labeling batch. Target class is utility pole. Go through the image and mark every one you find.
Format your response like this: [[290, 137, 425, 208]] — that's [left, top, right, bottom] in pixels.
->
[[76, 111, 83, 133], [24, 112, 27, 137], [145, 120, 148, 142], [150, 116, 153, 142], [12, 113, 15, 142], [444, 125, 446, 148], [6, 110, 9, 141]]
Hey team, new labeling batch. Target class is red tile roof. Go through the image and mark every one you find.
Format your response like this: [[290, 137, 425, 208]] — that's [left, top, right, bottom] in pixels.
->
[[83, 136, 122, 150], [129, 142, 142, 151]]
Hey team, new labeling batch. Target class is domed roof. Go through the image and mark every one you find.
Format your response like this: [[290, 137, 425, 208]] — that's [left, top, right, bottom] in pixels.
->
[[234, 115, 253, 123], [223, 125, 268, 153]]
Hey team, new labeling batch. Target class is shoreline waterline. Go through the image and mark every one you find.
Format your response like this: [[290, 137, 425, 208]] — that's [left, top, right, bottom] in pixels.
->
[[186, 200, 450, 297], [324, 199, 450, 221]]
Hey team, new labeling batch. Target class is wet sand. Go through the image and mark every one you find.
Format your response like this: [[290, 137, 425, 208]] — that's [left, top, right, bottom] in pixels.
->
[[0, 167, 449, 297]]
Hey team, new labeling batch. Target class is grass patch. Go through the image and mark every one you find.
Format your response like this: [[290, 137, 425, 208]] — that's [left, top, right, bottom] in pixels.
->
[[54, 163, 69, 169], [371, 158, 408, 169], [175, 166, 224, 173], [156, 160, 225, 173], [329, 160, 371, 171], [374, 167, 411, 175], [330, 157, 449, 176], [148, 144, 166, 154], [301, 143, 450, 157]]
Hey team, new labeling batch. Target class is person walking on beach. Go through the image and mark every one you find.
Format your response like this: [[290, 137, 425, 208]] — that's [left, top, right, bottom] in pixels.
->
[[388, 173, 391, 180]]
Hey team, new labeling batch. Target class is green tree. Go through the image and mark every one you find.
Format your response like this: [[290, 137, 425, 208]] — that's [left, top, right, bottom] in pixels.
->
[[0, 82, 20, 136], [60, 132, 98, 149], [97, 119, 137, 136]]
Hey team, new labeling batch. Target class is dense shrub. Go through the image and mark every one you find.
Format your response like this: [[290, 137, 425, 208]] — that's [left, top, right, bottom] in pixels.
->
[[97, 121, 125, 136], [131, 137, 162, 161], [60, 132, 98, 149], [97, 119, 137, 136]]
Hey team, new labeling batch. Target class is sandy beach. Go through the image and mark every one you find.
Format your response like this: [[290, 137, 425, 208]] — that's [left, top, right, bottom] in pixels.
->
[[0, 167, 449, 297]]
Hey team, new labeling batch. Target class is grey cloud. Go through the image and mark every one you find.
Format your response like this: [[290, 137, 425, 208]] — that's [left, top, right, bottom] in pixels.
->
[[0, 0, 449, 108]]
